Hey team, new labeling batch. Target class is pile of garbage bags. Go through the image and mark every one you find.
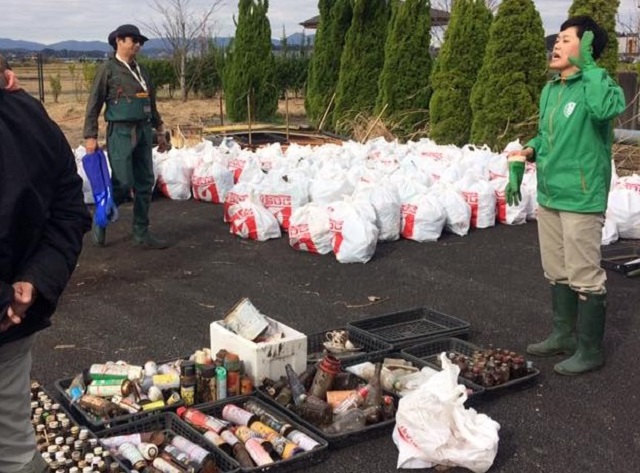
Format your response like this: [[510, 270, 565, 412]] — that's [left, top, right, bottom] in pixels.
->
[[73, 137, 640, 263]]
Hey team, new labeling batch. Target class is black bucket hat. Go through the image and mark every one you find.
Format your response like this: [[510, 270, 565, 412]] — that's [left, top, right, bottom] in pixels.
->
[[108, 24, 149, 47]]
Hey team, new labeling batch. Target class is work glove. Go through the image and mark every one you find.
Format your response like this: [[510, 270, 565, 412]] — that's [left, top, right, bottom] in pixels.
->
[[505, 160, 525, 206], [569, 30, 597, 72]]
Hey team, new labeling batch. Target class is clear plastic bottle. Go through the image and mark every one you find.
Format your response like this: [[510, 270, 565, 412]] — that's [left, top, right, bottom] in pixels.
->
[[333, 385, 369, 414], [323, 408, 367, 434]]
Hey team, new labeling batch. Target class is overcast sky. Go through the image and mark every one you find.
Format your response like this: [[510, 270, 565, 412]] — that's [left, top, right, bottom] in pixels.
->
[[0, 0, 638, 44]]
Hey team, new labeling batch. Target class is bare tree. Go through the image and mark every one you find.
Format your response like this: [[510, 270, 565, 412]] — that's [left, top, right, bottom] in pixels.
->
[[143, 0, 224, 101]]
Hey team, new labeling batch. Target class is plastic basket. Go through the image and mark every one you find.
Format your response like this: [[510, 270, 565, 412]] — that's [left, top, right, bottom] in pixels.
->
[[185, 395, 329, 472], [98, 412, 239, 472], [601, 244, 640, 275], [306, 327, 393, 365], [340, 351, 485, 400], [401, 338, 540, 393], [347, 307, 470, 349], [32, 382, 116, 462], [256, 371, 399, 449], [54, 376, 185, 432]]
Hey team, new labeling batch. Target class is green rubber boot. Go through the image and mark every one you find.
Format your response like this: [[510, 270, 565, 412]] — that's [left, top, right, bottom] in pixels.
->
[[133, 226, 169, 249], [554, 293, 606, 376], [91, 221, 106, 247], [526, 283, 578, 357]]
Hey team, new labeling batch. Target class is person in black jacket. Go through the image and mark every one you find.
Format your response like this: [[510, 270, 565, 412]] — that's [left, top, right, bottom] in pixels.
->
[[0, 57, 91, 472]]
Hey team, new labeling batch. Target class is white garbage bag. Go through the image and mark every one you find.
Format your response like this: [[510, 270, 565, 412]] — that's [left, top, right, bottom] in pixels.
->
[[288, 203, 333, 255], [393, 354, 500, 472], [228, 196, 282, 241]]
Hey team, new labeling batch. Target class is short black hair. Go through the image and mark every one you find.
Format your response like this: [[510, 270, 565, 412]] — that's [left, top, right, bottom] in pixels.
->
[[560, 16, 608, 60]]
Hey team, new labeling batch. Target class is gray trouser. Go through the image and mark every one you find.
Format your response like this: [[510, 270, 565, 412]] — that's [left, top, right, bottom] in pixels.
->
[[0, 335, 46, 473], [537, 205, 606, 294]]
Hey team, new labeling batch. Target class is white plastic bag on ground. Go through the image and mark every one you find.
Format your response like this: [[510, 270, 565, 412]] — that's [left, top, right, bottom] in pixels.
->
[[328, 199, 379, 263], [224, 183, 255, 222], [607, 175, 640, 239], [156, 150, 193, 200], [258, 174, 309, 231], [432, 182, 471, 236], [288, 203, 333, 254], [353, 180, 402, 242], [393, 354, 500, 472], [457, 172, 496, 229], [602, 210, 619, 245], [401, 193, 446, 242], [228, 196, 282, 241], [491, 178, 527, 225], [191, 160, 234, 203]]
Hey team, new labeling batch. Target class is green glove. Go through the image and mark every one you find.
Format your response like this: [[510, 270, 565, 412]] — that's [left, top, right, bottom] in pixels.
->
[[569, 30, 596, 72], [505, 161, 525, 206]]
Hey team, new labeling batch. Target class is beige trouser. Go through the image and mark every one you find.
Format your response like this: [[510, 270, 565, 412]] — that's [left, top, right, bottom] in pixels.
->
[[537, 205, 606, 294]]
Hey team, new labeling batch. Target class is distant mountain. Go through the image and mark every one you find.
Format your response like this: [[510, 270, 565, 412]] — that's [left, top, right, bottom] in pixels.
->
[[47, 40, 111, 52], [0, 33, 314, 55], [0, 37, 46, 51]]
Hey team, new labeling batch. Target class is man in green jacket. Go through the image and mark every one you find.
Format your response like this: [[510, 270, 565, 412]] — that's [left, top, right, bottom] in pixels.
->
[[83, 24, 169, 249], [507, 16, 626, 375]]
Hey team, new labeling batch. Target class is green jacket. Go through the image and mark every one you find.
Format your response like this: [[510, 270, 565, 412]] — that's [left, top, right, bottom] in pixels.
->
[[525, 68, 625, 213], [83, 56, 163, 139]]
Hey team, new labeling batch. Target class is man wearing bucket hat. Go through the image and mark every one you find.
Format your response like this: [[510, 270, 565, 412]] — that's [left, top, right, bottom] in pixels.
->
[[83, 24, 169, 249]]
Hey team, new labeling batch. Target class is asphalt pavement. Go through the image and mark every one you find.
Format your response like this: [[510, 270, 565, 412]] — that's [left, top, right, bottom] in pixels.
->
[[31, 197, 640, 473]]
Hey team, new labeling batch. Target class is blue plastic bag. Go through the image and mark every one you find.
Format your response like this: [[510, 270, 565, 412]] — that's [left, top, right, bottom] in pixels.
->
[[82, 149, 118, 228]]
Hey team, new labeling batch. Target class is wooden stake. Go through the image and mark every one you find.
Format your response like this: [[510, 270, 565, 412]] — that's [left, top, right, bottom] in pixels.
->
[[247, 91, 252, 147], [285, 90, 290, 143], [219, 93, 224, 127], [362, 104, 388, 143], [318, 92, 336, 132]]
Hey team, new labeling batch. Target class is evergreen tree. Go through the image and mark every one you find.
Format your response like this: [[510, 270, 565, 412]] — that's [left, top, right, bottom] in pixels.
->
[[429, 0, 492, 146], [332, 0, 391, 133], [224, 0, 278, 122], [470, 0, 547, 151], [376, 0, 433, 137], [305, 0, 353, 127], [568, 0, 619, 77]]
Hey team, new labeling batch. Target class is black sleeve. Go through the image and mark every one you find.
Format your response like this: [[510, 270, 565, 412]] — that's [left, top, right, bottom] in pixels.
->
[[17, 122, 91, 311]]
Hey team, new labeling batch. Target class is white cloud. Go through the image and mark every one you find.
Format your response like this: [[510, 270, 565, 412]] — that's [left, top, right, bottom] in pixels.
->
[[0, 0, 636, 44]]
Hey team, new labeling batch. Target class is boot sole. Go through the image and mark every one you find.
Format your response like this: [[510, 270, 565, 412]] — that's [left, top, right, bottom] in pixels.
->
[[526, 347, 575, 357], [554, 363, 603, 376]]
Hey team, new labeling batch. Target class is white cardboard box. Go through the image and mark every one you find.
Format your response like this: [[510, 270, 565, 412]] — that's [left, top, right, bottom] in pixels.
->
[[210, 317, 308, 384]]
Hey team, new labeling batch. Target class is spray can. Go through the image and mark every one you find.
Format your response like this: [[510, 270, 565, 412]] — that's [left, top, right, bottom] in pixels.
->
[[216, 366, 227, 400]]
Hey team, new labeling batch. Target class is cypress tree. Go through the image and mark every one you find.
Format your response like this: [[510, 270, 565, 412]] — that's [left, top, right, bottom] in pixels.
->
[[376, 0, 433, 137], [470, 0, 547, 151], [305, 0, 353, 127], [568, 0, 619, 78], [224, 0, 278, 122], [429, 0, 492, 146], [332, 0, 392, 133]]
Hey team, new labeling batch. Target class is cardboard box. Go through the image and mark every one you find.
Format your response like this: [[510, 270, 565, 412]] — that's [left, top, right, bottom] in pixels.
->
[[210, 317, 308, 384]]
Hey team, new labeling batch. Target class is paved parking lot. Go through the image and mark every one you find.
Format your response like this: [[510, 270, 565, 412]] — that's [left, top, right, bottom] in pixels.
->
[[32, 197, 640, 472]]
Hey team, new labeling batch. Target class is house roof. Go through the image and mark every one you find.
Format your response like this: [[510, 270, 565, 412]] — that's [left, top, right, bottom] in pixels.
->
[[300, 7, 450, 29]]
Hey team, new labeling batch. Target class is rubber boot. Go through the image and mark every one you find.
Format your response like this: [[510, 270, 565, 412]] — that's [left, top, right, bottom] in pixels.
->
[[526, 283, 578, 357], [91, 221, 106, 247], [554, 293, 606, 376], [133, 225, 169, 249]]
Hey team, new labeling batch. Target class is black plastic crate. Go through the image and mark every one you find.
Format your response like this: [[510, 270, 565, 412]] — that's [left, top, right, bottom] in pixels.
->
[[306, 327, 393, 365], [401, 338, 540, 393], [340, 352, 485, 400], [347, 307, 470, 349], [98, 412, 239, 472], [256, 371, 399, 449], [601, 243, 640, 276], [55, 375, 184, 432], [185, 395, 329, 472]]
